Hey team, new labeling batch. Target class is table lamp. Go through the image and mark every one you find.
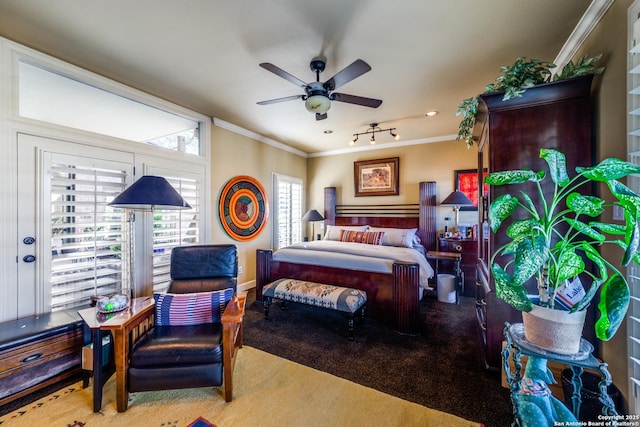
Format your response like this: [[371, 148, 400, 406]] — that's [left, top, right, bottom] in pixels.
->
[[302, 209, 325, 241], [440, 190, 474, 233]]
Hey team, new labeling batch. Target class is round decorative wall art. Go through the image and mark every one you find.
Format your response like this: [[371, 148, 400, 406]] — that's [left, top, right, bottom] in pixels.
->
[[218, 175, 269, 241]]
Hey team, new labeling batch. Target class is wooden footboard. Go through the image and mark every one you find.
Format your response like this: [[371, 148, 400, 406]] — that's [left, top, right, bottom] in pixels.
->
[[256, 249, 421, 335]]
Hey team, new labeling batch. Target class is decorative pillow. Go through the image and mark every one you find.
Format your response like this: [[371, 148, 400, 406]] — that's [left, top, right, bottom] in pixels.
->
[[154, 288, 234, 326], [338, 229, 385, 245], [323, 224, 368, 241], [367, 227, 418, 248]]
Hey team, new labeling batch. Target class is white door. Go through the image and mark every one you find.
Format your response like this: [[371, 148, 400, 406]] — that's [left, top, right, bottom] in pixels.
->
[[17, 133, 133, 317]]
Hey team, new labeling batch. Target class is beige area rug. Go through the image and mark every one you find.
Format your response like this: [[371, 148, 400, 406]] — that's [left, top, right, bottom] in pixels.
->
[[0, 346, 482, 427]]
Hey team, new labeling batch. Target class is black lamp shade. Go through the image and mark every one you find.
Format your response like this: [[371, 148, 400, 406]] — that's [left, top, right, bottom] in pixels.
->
[[441, 190, 474, 207], [109, 176, 191, 210], [302, 209, 324, 222]]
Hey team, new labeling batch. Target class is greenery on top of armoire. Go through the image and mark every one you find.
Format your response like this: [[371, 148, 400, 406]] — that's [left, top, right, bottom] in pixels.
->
[[456, 55, 605, 148]]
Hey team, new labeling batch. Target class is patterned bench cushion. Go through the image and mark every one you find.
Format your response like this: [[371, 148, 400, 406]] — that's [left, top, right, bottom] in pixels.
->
[[262, 278, 367, 314]]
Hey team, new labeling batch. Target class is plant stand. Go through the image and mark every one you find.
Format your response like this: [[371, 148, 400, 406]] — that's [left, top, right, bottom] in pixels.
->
[[503, 322, 618, 425]]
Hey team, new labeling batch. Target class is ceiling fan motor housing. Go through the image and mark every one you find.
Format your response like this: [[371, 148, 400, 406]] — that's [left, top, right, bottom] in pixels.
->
[[309, 58, 326, 74]]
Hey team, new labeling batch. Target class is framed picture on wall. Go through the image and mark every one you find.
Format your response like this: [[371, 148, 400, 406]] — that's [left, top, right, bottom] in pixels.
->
[[354, 157, 399, 197], [455, 169, 488, 211]]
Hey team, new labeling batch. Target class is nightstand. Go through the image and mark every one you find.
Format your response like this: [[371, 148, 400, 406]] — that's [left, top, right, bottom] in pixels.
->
[[438, 237, 478, 297]]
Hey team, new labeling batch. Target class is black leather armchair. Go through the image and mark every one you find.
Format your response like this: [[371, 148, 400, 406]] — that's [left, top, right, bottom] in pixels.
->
[[125, 244, 245, 408]]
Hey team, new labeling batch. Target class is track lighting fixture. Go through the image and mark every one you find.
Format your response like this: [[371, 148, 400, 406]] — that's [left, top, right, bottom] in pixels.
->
[[350, 123, 399, 146]]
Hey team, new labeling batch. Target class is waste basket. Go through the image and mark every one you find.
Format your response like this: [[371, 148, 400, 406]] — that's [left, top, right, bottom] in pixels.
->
[[561, 368, 623, 420], [437, 274, 456, 303]]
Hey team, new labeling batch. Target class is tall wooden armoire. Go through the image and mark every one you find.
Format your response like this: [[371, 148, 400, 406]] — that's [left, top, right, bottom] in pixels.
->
[[474, 75, 596, 370]]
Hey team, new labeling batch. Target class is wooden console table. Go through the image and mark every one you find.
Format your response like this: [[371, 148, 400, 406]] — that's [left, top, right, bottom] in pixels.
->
[[78, 297, 155, 412]]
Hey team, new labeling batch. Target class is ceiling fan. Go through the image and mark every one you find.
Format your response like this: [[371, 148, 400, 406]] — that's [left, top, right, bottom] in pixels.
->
[[257, 57, 382, 120]]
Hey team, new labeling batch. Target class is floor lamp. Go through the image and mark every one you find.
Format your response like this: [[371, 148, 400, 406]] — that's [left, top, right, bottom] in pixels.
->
[[440, 190, 474, 234], [109, 176, 191, 299], [302, 209, 324, 241]]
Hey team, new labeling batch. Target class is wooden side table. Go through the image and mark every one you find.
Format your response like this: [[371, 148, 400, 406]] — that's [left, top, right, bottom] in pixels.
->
[[78, 297, 155, 412], [426, 250, 462, 303]]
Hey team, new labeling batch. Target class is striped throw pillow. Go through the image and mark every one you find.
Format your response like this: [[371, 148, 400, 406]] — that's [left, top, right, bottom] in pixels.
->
[[338, 229, 385, 245], [154, 288, 234, 326]]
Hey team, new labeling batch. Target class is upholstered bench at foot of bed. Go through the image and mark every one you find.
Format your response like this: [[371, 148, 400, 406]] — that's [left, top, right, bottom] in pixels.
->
[[262, 278, 367, 340]]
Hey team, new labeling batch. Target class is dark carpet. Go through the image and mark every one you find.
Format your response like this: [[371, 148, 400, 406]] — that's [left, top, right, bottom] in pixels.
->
[[0, 290, 514, 426], [243, 289, 513, 427]]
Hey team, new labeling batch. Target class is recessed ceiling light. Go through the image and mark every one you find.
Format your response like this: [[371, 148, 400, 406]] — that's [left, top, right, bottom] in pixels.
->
[[323, 130, 333, 134], [425, 111, 439, 117]]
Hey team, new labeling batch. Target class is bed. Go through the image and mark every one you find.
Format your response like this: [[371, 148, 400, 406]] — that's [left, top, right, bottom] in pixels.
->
[[256, 182, 437, 335]]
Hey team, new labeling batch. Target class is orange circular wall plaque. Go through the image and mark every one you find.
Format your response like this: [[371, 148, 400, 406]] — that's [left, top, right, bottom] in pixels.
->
[[218, 175, 269, 241]]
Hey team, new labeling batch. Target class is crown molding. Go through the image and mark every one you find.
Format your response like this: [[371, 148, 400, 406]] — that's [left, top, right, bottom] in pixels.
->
[[212, 117, 308, 158], [553, 0, 614, 70]]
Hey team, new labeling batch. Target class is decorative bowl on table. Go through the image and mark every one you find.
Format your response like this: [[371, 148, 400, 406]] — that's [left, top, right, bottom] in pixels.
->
[[96, 294, 129, 314]]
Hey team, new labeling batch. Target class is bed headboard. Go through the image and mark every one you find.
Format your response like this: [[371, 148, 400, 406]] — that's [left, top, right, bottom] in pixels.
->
[[323, 182, 437, 252]]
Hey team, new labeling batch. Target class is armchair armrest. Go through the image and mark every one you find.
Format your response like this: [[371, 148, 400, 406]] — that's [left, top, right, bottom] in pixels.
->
[[222, 291, 247, 324], [221, 291, 247, 402]]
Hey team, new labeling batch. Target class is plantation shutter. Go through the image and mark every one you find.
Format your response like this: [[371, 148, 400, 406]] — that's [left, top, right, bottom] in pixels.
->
[[628, 0, 640, 414], [49, 158, 128, 311], [273, 173, 303, 250], [151, 175, 201, 293]]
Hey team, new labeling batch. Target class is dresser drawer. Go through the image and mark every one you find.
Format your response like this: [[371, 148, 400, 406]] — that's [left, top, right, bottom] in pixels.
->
[[0, 328, 83, 379]]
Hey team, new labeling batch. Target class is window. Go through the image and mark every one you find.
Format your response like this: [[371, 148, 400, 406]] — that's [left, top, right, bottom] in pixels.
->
[[628, 0, 640, 414], [18, 60, 201, 154], [272, 174, 303, 250], [2, 39, 210, 323], [151, 175, 201, 293]]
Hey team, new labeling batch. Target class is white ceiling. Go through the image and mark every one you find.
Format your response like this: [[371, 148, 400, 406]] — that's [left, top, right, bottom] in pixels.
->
[[0, 0, 597, 155]]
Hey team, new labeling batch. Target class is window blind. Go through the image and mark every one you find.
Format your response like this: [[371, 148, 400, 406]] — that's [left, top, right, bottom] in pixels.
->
[[273, 174, 303, 250], [628, 0, 640, 414], [152, 175, 200, 293]]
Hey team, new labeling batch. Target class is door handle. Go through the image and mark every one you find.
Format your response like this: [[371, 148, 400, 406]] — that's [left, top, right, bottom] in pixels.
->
[[23, 255, 36, 263]]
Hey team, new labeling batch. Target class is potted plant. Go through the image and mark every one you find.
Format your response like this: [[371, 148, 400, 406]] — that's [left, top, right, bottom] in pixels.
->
[[456, 55, 605, 148], [486, 148, 640, 354]]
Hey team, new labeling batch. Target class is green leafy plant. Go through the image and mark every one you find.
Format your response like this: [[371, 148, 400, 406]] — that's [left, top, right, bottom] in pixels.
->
[[456, 55, 604, 148], [553, 54, 605, 81], [486, 148, 640, 341], [485, 56, 555, 100]]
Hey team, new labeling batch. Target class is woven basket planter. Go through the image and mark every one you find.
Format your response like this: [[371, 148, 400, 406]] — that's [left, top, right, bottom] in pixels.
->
[[522, 304, 587, 355]]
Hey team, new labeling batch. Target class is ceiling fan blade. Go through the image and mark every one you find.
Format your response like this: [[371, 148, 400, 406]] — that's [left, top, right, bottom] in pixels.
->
[[259, 63, 308, 89], [323, 59, 371, 91], [257, 95, 304, 105], [332, 93, 382, 108], [315, 112, 328, 121]]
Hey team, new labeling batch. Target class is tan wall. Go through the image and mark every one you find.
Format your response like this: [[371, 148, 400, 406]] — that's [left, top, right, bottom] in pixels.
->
[[576, 0, 632, 405], [210, 125, 307, 286], [307, 139, 478, 236]]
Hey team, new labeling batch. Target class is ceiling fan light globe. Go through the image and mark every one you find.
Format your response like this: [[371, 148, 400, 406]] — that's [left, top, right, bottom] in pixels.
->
[[305, 95, 331, 114]]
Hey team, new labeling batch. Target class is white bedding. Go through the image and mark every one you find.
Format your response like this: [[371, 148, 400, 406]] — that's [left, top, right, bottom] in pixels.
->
[[272, 240, 434, 293]]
